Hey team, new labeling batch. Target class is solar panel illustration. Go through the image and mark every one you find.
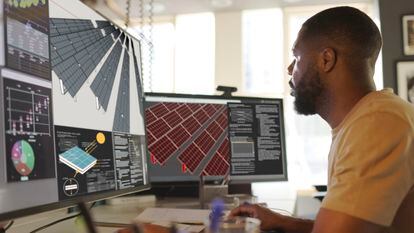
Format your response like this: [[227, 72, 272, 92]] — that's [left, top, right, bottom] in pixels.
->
[[90, 40, 123, 111], [146, 102, 230, 176], [59, 146, 97, 174], [112, 45, 130, 132], [50, 19, 120, 97], [50, 17, 143, 134]]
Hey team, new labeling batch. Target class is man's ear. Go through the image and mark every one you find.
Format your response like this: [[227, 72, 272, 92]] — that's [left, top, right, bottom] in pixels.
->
[[319, 47, 336, 72]]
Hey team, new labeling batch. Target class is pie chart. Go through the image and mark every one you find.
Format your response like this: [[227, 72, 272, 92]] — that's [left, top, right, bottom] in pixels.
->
[[11, 140, 35, 176]]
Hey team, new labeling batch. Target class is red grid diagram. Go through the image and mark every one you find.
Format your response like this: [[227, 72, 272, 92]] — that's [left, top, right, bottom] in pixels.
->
[[145, 102, 230, 175]]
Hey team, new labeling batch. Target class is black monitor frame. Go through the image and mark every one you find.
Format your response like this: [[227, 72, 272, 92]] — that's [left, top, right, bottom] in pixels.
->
[[144, 92, 288, 186]]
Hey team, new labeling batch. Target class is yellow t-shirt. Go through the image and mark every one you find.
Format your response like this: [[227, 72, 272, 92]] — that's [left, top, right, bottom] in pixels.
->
[[321, 89, 414, 232]]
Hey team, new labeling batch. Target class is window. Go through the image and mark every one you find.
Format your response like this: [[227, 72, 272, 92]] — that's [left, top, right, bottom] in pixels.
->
[[175, 13, 215, 94], [135, 13, 215, 94], [242, 9, 284, 96], [140, 23, 175, 93]]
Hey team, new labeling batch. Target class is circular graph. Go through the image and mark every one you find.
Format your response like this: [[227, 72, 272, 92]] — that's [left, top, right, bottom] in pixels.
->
[[11, 140, 35, 176], [63, 178, 79, 197]]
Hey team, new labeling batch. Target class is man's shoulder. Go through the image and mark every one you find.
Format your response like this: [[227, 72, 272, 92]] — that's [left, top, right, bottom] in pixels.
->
[[354, 89, 414, 124]]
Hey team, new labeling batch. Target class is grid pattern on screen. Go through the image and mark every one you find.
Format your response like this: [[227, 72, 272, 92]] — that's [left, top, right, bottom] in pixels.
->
[[90, 40, 123, 111], [204, 138, 230, 175], [50, 18, 120, 97], [59, 146, 97, 174], [112, 50, 130, 132], [130, 39, 143, 100], [145, 102, 230, 175]]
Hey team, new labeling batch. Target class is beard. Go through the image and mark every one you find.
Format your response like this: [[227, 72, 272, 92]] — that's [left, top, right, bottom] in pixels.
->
[[292, 66, 324, 115]]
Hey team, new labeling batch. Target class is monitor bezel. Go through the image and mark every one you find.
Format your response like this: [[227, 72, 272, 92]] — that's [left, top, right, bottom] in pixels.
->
[[144, 92, 288, 185], [0, 184, 150, 221]]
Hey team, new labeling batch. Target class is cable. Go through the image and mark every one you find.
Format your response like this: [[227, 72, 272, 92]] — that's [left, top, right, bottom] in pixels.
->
[[29, 202, 96, 233], [137, 0, 147, 92], [134, 0, 154, 92], [4, 220, 14, 231], [147, 0, 154, 92], [29, 213, 81, 233], [78, 202, 97, 233], [0, 220, 14, 232], [125, 0, 131, 27], [0, 220, 14, 233]]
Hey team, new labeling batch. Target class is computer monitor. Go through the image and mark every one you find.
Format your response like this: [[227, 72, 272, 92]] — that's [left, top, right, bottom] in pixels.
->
[[0, 0, 149, 221], [144, 93, 287, 184]]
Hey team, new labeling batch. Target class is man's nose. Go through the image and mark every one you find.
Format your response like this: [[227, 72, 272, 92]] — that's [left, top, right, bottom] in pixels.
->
[[289, 79, 296, 97], [287, 60, 295, 75], [289, 79, 295, 89]]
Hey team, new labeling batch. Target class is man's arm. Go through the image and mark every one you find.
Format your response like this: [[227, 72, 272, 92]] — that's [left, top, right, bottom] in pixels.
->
[[230, 205, 387, 233], [229, 204, 314, 233], [311, 208, 385, 233]]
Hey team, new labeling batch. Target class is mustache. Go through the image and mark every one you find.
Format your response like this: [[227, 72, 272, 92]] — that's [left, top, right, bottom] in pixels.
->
[[289, 79, 295, 97]]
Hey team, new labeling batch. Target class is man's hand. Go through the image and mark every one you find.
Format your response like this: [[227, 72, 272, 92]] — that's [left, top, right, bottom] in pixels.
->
[[229, 204, 285, 231], [230, 204, 315, 233]]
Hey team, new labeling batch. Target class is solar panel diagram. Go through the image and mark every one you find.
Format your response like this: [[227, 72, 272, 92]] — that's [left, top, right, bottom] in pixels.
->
[[55, 126, 116, 200], [49, 0, 145, 136], [145, 102, 230, 177], [59, 147, 97, 174], [112, 45, 131, 132]]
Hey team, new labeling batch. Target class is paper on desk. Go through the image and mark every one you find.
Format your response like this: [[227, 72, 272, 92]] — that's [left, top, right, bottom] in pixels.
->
[[176, 223, 205, 233], [135, 207, 210, 224], [145, 221, 205, 233]]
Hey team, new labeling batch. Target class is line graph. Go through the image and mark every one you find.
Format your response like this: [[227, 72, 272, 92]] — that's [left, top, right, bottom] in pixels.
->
[[5, 82, 52, 136]]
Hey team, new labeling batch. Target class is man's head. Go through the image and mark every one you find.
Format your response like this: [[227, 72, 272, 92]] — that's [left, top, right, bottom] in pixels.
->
[[288, 6, 382, 115]]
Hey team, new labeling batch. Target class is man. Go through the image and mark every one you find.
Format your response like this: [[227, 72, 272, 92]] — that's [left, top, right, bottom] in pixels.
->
[[230, 6, 414, 233]]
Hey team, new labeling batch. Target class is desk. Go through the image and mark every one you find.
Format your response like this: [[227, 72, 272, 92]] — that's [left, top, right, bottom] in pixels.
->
[[6, 198, 201, 233], [5, 196, 296, 233]]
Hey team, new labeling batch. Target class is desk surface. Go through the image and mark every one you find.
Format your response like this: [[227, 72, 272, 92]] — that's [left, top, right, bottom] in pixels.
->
[[6, 196, 296, 233], [6, 198, 203, 233]]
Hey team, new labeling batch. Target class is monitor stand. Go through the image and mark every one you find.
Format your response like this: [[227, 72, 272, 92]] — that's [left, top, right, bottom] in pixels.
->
[[199, 176, 228, 208], [228, 183, 252, 195]]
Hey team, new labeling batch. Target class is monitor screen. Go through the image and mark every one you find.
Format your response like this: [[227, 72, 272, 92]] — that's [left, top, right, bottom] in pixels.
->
[[144, 93, 287, 184], [0, 0, 149, 221]]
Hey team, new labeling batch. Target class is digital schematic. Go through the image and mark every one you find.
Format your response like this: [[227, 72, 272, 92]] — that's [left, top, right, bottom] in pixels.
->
[[59, 147, 97, 175], [90, 40, 123, 111], [50, 18, 119, 97], [4, 0, 51, 79], [50, 17, 144, 135], [55, 126, 115, 200]]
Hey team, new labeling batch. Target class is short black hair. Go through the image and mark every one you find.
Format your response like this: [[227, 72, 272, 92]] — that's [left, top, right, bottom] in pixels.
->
[[301, 6, 382, 63]]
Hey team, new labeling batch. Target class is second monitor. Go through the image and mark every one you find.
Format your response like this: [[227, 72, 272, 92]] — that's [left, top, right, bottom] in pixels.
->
[[144, 93, 287, 183]]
